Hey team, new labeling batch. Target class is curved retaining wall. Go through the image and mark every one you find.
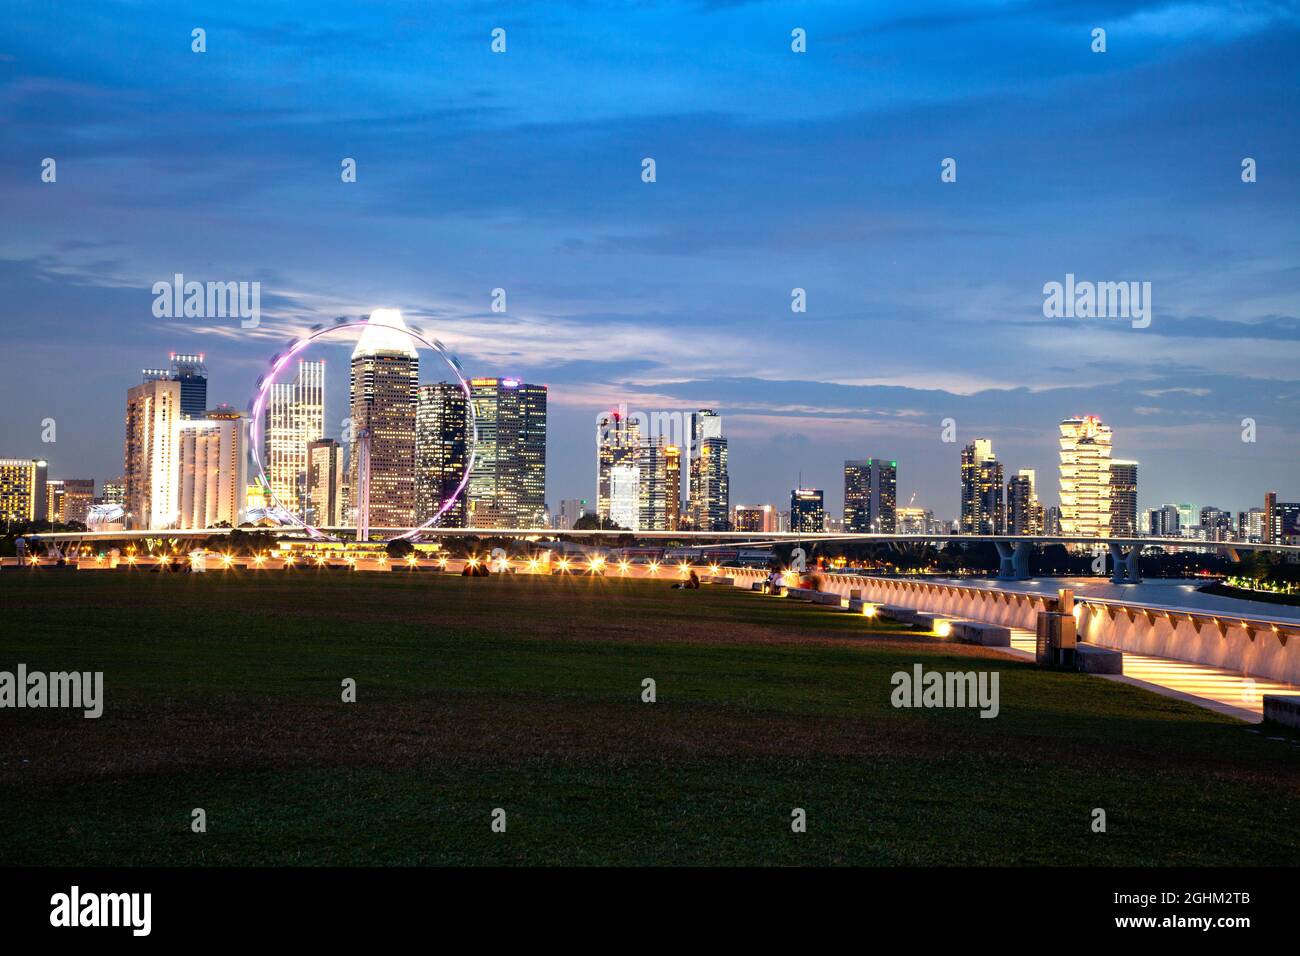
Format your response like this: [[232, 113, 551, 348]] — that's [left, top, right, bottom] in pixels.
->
[[727, 571, 1300, 685]]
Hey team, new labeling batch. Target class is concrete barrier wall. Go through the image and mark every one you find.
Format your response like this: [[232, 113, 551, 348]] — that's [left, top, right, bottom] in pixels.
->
[[728, 570, 1300, 685]]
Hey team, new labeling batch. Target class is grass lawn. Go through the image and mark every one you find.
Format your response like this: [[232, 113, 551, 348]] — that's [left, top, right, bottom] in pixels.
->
[[2, 569, 1298, 865]]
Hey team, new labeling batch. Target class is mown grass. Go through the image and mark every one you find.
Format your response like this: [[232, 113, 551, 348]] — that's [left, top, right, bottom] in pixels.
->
[[1, 570, 1298, 865]]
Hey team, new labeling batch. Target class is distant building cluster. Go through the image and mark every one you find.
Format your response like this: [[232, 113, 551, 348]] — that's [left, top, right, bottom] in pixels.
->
[[5, 348, 1299, 548]]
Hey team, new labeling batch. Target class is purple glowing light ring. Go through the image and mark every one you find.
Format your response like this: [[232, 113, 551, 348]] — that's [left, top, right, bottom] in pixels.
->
[[247, 316, 477, 543]]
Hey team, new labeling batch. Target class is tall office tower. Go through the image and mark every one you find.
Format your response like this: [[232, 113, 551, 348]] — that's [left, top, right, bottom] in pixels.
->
[[1263, 492, 1276, 544], [46, 478, 95, 525], [350, 310, 419, 531], [0, 459, 48, 524], [1263, 492, 1300, 544], [685, 410, 729, 531], [1058, 415, 1113, 538], [176, 409, 248, 529], [467, 377, 547, 528], [664, 444, 681, 531], [637, 436, 670, 531], [101, 478, 125, 505], [556, 498, 590, 530], [264, 359, 325, 518], [1148, 503, 1181, 537], [960, 439, 1005, 534], [142, 353, 208, 420], [596, 408, 641, 521], [843, 458, 897, 533], [125, 378, 181, 529], [306, 439, 346, 528], [1007, 470, 1037, 535], [790, 488, 825, 534], [1108, 459, 1138, 537], [415, 383, 469, 527], [609, 463, 640, 530]]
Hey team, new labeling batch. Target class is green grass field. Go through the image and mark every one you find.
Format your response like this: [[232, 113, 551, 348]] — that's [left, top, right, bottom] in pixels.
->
[[2, 569, 1299, 865]]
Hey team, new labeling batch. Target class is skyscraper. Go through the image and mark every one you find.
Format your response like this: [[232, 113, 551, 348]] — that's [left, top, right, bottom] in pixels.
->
[[0, 458, 48, 524], [960, 439, 1004, 535], [1109, 459, 1139, 537], [125, 378, 181, 529], [306, 439, 346, 528], [265, 359, 325, 518], [142, 353, 208, 420], [664, 444, 681, 531], [733, 504, 778, 533], [637, 436, 670, 531], [1148, 504, 1181, 538], [468, 377, 547, 528], [790, 488, 824, 534], [688, 410, 729, 531], [596, 408, 641, 522], [350, 310, 419, 531], [844, 458, 897, 533], [176, 408, 248, 529], [609, 463, 639, 530], [1007, 469, 1042, 535], [415, 383, 470, 527], [1058, 416, 1113, 538]]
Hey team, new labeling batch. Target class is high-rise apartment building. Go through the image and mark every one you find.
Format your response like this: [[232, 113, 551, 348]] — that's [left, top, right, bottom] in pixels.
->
[[1058, 416, 1113, 538], [1263, 492, 1300, 544], [415, 383, 470, 527], [265, 359, 325, 518], [350, 310, 419, 531], [468, 377, 547, 528], [0, 458, 48, 524], [1109, 459, 1138, 537], [101, 478, 125, 505], [306, 439, 346, 528], [1148, 504, 1181, 538], [790, 488, 824, 534], [733, 504, 778, 533], [1007, 469, 1042, 535], [125, 378, 181, 529], [844, 458, 897, 533], [960, 439, 1004, 534], [176, 408, 248, 529]]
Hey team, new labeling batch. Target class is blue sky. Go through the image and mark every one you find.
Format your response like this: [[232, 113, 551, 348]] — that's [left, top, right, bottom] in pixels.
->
[[1, 0, 1297, 518]]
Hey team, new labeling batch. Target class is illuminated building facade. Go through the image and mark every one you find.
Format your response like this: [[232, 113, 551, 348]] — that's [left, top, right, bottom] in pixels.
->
[[265, 359, 325, 518], [416, 383, 469, 527], [844, 458, 897, 533], [142, 353, 208, 420], [597, 408, 640, 522], [790, 488, 824, 534], [176, 409, 248, 529], [1058, 415, 1113, 538], [960, 439, 1004, 535], [46, 478, 95, 525], [0, 458, 48, 524], [1007, 469, 1043, 535], [637, 436, 670, 531], [1109, 459, 1139, 537], [350, 310, 419, 530], [687, 410, 729, 531], [307, 439, 346, 528], [124, 378, 181, 529], [664, 444, 681, 530], [468, 377, 547, 528]]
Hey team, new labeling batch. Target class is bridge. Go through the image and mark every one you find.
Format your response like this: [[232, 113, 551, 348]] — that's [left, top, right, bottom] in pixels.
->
[[21, 527, 1300, 582]]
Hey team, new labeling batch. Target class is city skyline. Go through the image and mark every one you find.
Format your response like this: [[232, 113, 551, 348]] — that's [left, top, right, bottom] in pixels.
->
[[2, 3, 1298, 518]]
